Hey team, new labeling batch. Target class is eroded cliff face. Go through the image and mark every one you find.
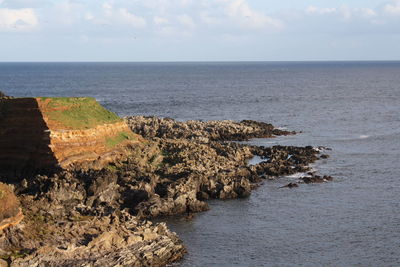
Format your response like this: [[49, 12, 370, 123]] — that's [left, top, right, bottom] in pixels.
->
[[48, 121, 139, 169], [0, 97, 143, 177]]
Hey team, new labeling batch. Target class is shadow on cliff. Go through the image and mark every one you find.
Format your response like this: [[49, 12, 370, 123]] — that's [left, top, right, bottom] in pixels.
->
[[0, 98, 60, 182]]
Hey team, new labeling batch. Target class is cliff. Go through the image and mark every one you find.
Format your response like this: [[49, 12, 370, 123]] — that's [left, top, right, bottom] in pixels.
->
[[0, 97, 143, 176]]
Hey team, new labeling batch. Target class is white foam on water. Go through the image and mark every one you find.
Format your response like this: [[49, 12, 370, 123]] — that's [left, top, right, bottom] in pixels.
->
[[285, 172, 309, 179], [285, 166, 317, 179], [247, 156, 269, 166], [359, 135, 369, 139]]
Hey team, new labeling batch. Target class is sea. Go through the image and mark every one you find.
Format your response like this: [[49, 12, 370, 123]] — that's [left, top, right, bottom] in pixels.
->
[[1, 62, 399, 266]]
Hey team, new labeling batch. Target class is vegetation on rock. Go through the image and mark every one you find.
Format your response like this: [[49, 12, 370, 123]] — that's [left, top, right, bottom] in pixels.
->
[[0, 97, 140, 175], [37, 97, 122, 129], [105, 131, 138, 148]]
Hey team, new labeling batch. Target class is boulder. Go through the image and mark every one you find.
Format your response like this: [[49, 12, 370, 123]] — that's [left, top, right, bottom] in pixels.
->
[[0, 183, 23, 231]]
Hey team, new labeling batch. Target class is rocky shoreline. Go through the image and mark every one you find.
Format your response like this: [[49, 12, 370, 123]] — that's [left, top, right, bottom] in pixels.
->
[[0, 115, 332, 266]]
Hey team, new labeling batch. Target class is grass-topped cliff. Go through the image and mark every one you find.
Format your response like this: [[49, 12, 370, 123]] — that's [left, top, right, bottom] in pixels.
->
[[36, 97, 122, 130], [0, 97, 142, 174]]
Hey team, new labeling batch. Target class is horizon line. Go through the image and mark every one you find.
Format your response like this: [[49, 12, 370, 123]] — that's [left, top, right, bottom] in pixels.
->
[[1, 59, 400, 63]]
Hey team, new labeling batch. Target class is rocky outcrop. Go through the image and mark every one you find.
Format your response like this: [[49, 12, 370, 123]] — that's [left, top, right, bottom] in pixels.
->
[[126, 116, 294, 142], [0, 171, 185, 266], [0, 98, 143, 177], [0, 114, 332, 266], [0, 183, 23, 231], [120, 116, 327, 218]]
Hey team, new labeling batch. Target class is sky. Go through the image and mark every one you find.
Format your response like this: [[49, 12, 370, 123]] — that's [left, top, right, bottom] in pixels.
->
[[1, 0, 400, 61]]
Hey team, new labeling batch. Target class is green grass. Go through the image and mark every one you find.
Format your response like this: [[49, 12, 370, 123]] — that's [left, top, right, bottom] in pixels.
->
[[105, 131, 137, 148], [1, 249, 30, 261], [37, 97, 122, 129]]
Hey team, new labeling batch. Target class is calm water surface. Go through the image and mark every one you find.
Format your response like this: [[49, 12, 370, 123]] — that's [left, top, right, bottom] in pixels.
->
[[1, 62, 399, 266]]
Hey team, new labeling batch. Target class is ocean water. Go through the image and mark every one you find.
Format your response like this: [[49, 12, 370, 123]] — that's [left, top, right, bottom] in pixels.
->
[[1, 62, 400, 266]]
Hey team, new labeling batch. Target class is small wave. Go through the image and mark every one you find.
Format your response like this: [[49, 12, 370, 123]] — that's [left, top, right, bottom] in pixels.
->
[[285, 172, 309, 179], [247, 156, 269, 166], [285, 166, 317, 179], [359, 135, 369, 139]]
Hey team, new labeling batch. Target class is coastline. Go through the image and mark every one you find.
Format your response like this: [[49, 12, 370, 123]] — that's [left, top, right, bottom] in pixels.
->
[[0, 116, 332, 266]]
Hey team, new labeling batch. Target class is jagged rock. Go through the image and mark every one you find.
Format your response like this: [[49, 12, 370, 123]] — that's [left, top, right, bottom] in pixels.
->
[[125, 116, 294, 141], [0, 113, 333, 266], [1, 210, 185, 266]]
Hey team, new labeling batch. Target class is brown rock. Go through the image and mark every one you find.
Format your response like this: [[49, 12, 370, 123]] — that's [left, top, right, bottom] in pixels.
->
[[0, 114, 333, 266], [0, 97, 144, 177], [0, 183, 23, 231]]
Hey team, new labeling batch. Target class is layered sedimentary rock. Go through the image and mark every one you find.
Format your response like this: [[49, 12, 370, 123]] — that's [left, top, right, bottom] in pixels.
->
[[0, 97, 143, 176]]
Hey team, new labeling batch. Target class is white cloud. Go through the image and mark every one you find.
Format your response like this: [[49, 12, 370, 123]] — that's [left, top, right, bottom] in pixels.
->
[[84, 12, 94, 21], [153, 16, 169, 26], [383, 0, 400, 15], [50, 1, 87, 26], [305, 5, 376, 21], [101, 3, 146, 28], [199, 10, 221, 25], [177, 14, 195, 28], [220, 0, 283, 30], [355, 8, 377, 18], [306, 6, 337, 15], [339, 5, 352, 20], [118, 8, 146, 28], [0, 8, 38, 31], [102, 2, 112, 15], [306, 5, 352, 19]]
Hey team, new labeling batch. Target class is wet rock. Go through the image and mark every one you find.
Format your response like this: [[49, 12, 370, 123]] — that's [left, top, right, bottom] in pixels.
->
[[0, 115, 333, 266], [280, 183, 299, 189], [300, 174, 333, 184]]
